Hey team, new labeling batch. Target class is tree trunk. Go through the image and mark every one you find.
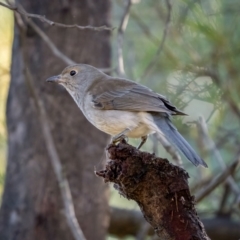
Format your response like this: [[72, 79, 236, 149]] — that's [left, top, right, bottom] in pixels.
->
[[0, 1, 111, 240]]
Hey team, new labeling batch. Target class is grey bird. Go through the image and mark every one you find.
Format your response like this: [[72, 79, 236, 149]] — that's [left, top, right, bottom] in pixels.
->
[[46, 64, 207, 167]]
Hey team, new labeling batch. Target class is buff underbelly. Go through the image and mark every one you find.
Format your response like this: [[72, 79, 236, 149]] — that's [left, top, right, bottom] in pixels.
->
[[86, 109, 155, 138]]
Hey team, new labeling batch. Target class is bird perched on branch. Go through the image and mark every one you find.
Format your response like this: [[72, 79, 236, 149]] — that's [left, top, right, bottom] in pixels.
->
[[47, 64, 207, 167]]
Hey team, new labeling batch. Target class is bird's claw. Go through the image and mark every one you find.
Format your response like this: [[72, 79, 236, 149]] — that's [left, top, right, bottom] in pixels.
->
[[111, 134, 128, 145]]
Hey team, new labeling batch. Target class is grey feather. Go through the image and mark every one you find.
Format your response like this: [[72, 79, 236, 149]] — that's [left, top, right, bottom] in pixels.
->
[[153, 114, 207, 167], [88, 77, 186, 115]]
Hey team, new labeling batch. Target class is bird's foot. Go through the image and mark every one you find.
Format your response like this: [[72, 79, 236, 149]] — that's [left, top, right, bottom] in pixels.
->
[[111, 128, 130, 145], [137, 135, 148, 150], [111, 134, 128, 145]]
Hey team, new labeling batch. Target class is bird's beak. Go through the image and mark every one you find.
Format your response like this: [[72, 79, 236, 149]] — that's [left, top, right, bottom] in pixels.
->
[[46, 75, 61, 83]]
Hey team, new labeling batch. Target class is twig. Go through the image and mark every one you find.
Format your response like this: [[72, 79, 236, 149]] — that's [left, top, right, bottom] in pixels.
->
[[176, 0, 199, 30], [191, 175, 213, 194], [141, 0, 172, 79], [0, 1, 114, 31], [17, 16, 86, 240], [11, 3, 75, 66], [12, 4, 116, 72], [197, 116, 240, 199], [218, 184, 230, 215], [27, 19, 76, 65], [130, 10, 160, 46], [35, 96, 86, 240], [195, 157, 240, 202], [187, 66, 240, 119], [117, 0, 132, 76]]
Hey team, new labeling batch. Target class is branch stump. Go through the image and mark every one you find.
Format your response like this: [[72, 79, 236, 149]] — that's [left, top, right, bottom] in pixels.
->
[[96, 141, 209, 240]]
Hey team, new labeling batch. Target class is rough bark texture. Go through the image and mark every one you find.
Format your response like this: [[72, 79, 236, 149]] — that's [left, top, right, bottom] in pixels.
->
[[0, 1, 111, 240], [97, 141, 209, 240], [109, 207, 240, 240]]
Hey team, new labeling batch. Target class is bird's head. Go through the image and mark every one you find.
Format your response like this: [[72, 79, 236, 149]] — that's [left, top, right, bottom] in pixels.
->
[[46, 64, 102, 94]]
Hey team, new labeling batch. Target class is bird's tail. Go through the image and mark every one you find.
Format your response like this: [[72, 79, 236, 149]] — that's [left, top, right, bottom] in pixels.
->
[[153, 114, 207, 167]]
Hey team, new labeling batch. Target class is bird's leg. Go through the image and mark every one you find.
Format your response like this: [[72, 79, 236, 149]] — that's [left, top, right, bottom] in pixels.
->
[[137, 135, 148, 149], [111, 128, 130, 144]]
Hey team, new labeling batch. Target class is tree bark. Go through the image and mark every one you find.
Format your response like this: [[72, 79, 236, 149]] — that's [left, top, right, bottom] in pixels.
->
[[97, 141, 209, 240], [0, 1, 111, 240]]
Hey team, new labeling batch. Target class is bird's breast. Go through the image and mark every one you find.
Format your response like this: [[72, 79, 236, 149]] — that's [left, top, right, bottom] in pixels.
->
[[81, 96, 154, 137]]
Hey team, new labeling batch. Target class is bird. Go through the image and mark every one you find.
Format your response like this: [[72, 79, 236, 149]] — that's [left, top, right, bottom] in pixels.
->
[[46, 64, 207, 167]]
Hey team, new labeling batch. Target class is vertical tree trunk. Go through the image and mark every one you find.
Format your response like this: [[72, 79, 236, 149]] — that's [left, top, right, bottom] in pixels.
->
[[0, 1, 111, 240]]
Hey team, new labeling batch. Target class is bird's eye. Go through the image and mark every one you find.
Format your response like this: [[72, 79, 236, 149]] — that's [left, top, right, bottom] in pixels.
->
[[70, 70, 76, 76]]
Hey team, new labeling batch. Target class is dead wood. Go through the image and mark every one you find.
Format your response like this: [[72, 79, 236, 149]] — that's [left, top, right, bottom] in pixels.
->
[[96, 141, 209, 240]]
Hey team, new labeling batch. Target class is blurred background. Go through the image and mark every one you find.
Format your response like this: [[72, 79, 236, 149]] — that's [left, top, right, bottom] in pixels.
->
[[0, 0, 240, 239]]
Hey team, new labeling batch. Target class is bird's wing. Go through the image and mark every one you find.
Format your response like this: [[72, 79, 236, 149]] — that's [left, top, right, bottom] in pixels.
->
[[88, 77, 186, 115]]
